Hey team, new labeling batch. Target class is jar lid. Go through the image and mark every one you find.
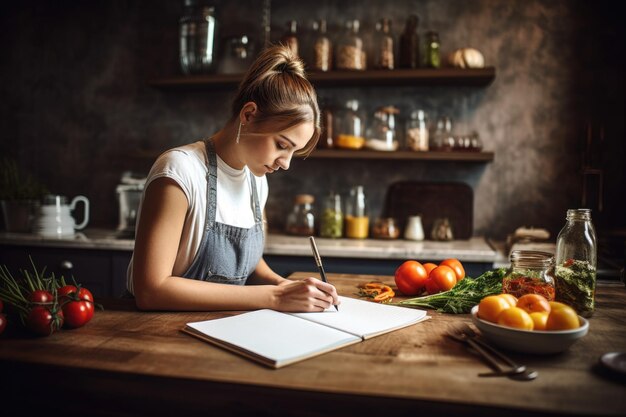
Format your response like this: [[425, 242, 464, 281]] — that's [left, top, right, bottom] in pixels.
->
[[510, 250, 554, 267], [377, 106, 400, 114], [294, 194, 315, 205]]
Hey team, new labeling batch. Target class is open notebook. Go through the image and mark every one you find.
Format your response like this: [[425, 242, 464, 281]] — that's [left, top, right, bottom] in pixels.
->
[[182, 296, 429, 368]]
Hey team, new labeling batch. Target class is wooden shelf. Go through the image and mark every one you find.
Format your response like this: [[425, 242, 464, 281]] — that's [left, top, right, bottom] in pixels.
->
[[149, 67, 496, 90], [305, 149, 494, 162]]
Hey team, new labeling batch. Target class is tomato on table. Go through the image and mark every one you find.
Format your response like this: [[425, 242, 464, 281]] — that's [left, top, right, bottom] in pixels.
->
[[58, 285, 95, 328], [439, 258, 465, 281], [394, 260, 428, 295], [429, 265, 457, 292]]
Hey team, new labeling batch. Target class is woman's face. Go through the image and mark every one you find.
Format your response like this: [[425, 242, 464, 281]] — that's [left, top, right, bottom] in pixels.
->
[[241, 121, 314, 177]]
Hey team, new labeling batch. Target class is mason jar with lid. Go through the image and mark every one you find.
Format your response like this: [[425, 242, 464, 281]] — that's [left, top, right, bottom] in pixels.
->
[[285, 194, 315, 236], [335, 99, 365, 149], [502, 250, 556, 300], [345, 186, 369, 239], [554, 208, 597, 317], [365, 106, 399, 151], [319, 192, 343, 238]]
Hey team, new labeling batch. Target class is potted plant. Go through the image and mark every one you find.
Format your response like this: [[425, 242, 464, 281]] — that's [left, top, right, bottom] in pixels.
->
[[0, 158, 48, 233]]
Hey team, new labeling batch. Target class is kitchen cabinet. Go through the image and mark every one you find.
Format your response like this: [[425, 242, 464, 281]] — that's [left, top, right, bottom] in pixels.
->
[[0, 245, 131, 298]]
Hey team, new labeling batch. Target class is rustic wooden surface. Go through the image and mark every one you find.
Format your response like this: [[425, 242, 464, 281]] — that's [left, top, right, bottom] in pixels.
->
[[1, 273, 625, 417]]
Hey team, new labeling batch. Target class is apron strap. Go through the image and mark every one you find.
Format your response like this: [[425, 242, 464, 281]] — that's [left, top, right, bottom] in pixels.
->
[[203, 139, 218, 229]]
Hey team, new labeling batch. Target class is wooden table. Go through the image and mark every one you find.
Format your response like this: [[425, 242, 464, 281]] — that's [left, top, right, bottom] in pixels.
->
[[1, 273, 625, 417]]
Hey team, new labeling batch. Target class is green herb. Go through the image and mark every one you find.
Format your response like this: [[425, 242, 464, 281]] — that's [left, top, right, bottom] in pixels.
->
[[0, 157, 48, 201], [555, 259, 596, 316], [393, 268, 507, 314]]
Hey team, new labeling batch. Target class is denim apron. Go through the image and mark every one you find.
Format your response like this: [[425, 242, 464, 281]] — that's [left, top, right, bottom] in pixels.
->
[[181, 139, 265, 284]]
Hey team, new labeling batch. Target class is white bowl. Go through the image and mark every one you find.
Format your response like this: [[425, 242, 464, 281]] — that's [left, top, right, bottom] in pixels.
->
[[470, 305, 589, 354]]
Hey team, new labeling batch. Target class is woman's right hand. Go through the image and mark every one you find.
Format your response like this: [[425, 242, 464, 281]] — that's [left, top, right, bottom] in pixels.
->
[[271, 277, 340, 312]]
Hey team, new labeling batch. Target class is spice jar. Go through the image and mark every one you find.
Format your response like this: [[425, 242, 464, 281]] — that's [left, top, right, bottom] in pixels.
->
[[285, 194, 315, 236], [406, 110, 429, 151], [372, 217, 400, 239], [423, 30, 441, 68], [365, 106, 399, 151], [345, 186, 368, 239], [399, 14, 420, 69], [179, 2, 218, 74], [335, 99, 365, 149], [555, 208, 597, 317], [281, 20, 299, 56], [336, 19, 365, 70], [374, 18, 394, 70], [320, 192, 343, 238], [312, 19, 332, 72], [502, 250, 556, 300]]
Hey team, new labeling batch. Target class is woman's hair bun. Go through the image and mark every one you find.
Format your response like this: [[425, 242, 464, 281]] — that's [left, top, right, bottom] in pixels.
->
[[272, 45, 305, 76]]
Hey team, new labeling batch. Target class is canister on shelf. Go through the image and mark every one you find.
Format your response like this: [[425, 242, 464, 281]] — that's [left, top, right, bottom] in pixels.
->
[[320, 192, 343, 238], [335, 99, 365, 149], [374, 18, 394, 70], [179, 2, 218, 75], [286, 194, 315, 236], [423, 30, 441, 68], [336, 19, 365, 71], [365, 106, 399, 151], [312, 19, 332, 72], [345, 186, 369, 239], [406, 110, 429, 151]]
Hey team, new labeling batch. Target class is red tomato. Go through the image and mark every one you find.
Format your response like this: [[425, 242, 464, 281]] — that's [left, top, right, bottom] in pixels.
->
[[0, 313, 7, 335], [439, 258, 465, 281], [423, 263, 438, 275], [394, 260, 428, 295], [424, 277, 441, 295], [28, 290, 54, 304], [26, 306, 63, 336], [59, 285, 95, 328], [429, 265, 457, 292]]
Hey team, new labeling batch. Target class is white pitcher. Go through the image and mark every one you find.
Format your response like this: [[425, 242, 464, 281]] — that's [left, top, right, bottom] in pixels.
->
[[404, 215, 425, 241], [34, 194, 89, 238]]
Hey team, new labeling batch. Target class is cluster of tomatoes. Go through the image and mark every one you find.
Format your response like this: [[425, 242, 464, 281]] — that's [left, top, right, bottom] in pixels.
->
[[0, 285, 95, 337], [394, 258, 465, 296], [478, 293, 581, 331]]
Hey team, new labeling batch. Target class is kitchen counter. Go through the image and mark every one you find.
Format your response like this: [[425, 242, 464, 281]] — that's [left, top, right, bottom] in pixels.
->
[[0, 229, 498, 263], [1, 273, 625, 417]]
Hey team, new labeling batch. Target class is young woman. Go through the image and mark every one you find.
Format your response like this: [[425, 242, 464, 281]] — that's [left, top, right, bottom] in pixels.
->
[[127, 45, 339, 312]]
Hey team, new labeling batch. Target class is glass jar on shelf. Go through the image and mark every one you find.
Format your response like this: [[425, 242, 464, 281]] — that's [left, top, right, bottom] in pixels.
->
[[399, 14, 420, 69], [319, 192, 343, 238], [217, 35, 254, 74], [423, 30, 441, 68], [554, 208, 597, 317], [335, 99, 365, 149], [336, 19, 365, 70], [431, 116, 455, 151], [285, 194, 315, 236], [281, 20, 299, 56], [318, 98, 334, 148], [502, 250, 556, 300], [365, 106, 399, 151], [406, 109, 429, 151], [179, 2, 218, 75], [312, 19, 332, 72], [345, 186, 369, 239], [372, 217, 400, 239], [374, 18, 394, 70]]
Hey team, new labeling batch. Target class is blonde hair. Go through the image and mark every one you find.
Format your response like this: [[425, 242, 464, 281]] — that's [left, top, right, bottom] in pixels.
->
[[231, 44, 320, 157]]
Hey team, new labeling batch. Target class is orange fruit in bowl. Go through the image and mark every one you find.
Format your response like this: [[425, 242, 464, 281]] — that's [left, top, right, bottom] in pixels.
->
[[497, 307, 535, 330], [546, 304, 580, 330], [478, 295, 511, 323], [529, 311, 549, 331], [549, 301, 570, 311], [498, 293, 518, 308], [517, 294, 551, 314]]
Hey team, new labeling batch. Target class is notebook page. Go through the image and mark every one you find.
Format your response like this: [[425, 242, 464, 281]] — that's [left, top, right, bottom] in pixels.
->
[[290, 296, 428, 339], [185, 309, 360, 367]]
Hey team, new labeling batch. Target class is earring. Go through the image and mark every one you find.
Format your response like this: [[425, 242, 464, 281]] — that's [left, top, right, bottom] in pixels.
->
[[236, 122, 243, 144]]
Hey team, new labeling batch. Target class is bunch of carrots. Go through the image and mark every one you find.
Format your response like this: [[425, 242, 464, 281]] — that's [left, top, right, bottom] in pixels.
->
[[357, 282, 395, 303]]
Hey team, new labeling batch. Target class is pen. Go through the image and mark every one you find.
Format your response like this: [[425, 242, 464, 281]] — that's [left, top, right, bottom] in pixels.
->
[[308, 236, 339, 311]]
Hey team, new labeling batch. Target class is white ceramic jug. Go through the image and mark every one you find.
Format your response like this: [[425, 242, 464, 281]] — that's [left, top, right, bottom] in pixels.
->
[[404, 215, 425, 241], [34, 195, 89, 237]]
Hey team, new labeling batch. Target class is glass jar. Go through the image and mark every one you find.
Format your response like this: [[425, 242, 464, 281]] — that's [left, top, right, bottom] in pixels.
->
[[312, 19, 332, 72], [179, 1, 218, 75], [399, 14, 420, 69], [281, 20, 299, 56], [431, 116, 455, 151], [318, 99, 334, 148], [336, 19, 365, 70], [335, 99, 365, 149], [217, 35, 254, 74], [423, 30, 441, 68], [285, 194, 315, 236], [502, 250, 556, 300], [345, 186, 369, 239], [365, 106, 399, 151], [555, 209, 597, 317], [374, 18, 394, 70], [320, 192, 343, 238], [406, 110, 429, 151], [372, 217, 400, 239]]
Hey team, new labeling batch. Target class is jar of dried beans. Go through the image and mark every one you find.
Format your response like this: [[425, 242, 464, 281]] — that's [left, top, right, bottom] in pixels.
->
[[336, 19, 365, 70]]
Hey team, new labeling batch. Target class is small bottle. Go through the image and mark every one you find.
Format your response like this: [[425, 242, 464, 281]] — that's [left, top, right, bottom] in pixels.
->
[[502, 250, 556, 300], [285, 194, 315, 236], [555, 209, 597, 317], [320, 192, 343, 238], [399, 15, 420, 69], [336, 20, 365, 70], [374, 18, 394, 70], [318, 99, 334, 148], [406, 110, 429, 151], [281, 20, 299, 56], [345, 186, 369, 239], [312, 19, 332, 72], [423, 30, 441, 68]]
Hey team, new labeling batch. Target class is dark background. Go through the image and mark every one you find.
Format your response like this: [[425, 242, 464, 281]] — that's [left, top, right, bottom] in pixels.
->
[[1, 0, 623, 245]]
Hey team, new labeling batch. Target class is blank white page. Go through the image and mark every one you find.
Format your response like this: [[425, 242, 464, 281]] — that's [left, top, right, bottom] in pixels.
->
[[290, 296, 429, 339]]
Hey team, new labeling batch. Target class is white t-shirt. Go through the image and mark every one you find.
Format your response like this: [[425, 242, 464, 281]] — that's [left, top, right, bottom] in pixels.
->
[[126, 140, 268, 293]]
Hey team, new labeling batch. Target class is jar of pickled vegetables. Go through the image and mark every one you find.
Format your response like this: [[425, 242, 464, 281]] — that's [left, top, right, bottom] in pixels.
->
[[502, 250, 556, 300], [320, 192, 343, 238]]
